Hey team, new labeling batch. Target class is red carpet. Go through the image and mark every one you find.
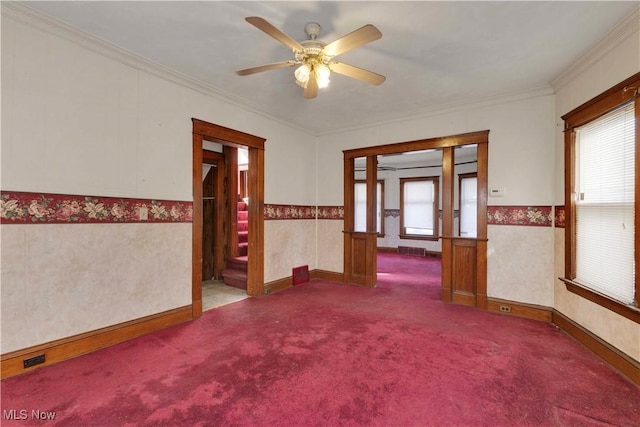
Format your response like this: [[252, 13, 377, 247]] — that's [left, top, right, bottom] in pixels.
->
[[2, 253, 639, 426]]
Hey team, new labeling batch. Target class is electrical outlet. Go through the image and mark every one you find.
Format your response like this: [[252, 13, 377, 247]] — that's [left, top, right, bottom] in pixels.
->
[[23, 354, 45, 368], [499, 305, 512, 313]]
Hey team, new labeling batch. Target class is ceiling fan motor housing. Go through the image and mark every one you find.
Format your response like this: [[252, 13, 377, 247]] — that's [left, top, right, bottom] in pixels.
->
[[304, 22, 321, 40]]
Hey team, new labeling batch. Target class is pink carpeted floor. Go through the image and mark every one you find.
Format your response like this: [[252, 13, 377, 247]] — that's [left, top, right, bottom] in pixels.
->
[[2, 253, 639, 426]]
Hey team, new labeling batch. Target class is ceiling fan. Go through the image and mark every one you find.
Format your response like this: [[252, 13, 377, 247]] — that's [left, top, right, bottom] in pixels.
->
[[236, 17, 386, 99]]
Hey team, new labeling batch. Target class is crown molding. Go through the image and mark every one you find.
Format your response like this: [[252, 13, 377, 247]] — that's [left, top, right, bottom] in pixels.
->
[[316, 85, 554, 137], [1, 2, 315, 137], [550, 6, 640, 91]]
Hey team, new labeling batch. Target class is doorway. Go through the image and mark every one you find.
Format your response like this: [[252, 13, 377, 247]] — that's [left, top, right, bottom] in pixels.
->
[[343, 130, 489, 309], [192, 119, 266, 319]]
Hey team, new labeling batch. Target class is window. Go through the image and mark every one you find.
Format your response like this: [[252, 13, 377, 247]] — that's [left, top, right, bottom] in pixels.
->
[[400, 177, 439, 239], [354, 180, 384, 236], [458, 173, 477, 238], [562, 72, 639, 322]]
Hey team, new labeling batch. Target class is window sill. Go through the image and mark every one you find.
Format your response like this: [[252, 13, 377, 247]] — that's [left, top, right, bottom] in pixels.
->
[[559, 278, 640, 324], [399, 234, 439, 242]]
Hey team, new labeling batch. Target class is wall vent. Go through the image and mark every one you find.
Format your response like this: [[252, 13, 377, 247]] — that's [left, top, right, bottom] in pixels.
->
[[292, 265, 310, 286], [397, 246, 426, 257]]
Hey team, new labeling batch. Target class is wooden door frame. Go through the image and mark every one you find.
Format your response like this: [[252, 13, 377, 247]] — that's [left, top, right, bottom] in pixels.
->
[[192, 119, 266, 318], [343, 130, 489, 308]]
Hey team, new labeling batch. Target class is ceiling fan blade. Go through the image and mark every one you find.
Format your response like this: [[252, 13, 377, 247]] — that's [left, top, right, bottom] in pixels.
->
[[304, 72, 318, 99], [323, 24, 382, 57], [236, 61, 297, 76], [330, 62, 386, 86], [246, 17, 305, 53]]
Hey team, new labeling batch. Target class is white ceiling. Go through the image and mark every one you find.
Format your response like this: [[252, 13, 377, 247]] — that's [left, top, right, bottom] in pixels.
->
[[21, 1, 638, 135]]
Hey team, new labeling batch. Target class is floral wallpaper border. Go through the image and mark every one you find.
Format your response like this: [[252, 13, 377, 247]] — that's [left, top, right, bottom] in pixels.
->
[[316, 206, 344, 220], [264, 204, 315, 220], [487, 206, 552, 227], [1, 191, 192, 224], [264, 204, 344, 220], [0, 192, 563, 227]]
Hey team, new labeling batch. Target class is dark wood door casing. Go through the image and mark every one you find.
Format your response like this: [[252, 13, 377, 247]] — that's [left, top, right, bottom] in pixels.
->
[[192, 119, 266, 318]]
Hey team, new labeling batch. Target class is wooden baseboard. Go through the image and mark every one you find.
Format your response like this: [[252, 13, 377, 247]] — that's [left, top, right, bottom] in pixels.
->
[[311, 269, 346, 283], [486, 297, 553, 322], [377, 247, 397, 253], [552, 310, 640, 386], [264, 276, 292, 294], [1, 305, 193, 379], [265, 269, 345, 295]]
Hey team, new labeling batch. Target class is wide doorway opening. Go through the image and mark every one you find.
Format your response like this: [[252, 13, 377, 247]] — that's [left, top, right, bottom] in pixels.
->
[[343, 131, 488, 309]]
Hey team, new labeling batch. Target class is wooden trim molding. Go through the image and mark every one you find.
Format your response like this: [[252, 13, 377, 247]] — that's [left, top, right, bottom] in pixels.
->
[[343, 130, 490, 159], [560, 278, 640, 324], [264, 269, 346, 295], [264, 276, 293, 294], [1, 306, 192, 379], [486, 297, 552, 322], [192, 118, 266, 306], [377, 247, 398, 253], [311, 269, 346, 283], [552, 310, 640, 386], [561, 73, 640, 312]]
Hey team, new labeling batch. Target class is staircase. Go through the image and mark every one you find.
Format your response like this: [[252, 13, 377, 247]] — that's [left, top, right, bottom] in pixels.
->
[[237, 200, 248, 257], [222, 200, 248, 290]]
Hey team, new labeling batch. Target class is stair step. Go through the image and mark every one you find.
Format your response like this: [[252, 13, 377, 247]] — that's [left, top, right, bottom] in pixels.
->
[[226, 256, 247, 272], [221, 268, 247, 290], [238, 211, 248, 221], [238, 231, 248, 243], [238, 201, 248, 211], [238, 220, 248, 232], [238, 243, 248, 257]]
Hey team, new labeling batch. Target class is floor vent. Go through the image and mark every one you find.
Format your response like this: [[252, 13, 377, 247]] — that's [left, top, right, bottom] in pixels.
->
[[397, 246, 426, 257]]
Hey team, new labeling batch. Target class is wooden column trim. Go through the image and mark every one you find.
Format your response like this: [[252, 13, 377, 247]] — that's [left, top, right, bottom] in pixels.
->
[[366, 155, 378, 286], [476, 141, 489, 309], [441, 147, 454, 302], [247, 147, 265, 297], [343, 157, 355, 284], [192, 132, 204, 318]]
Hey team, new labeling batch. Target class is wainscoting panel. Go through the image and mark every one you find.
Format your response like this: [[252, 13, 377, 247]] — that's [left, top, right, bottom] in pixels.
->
[[451, 238, 477, 306]]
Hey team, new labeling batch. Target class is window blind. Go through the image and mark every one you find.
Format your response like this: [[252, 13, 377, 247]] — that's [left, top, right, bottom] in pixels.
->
[[354, 182, 382, 233], [460, 177, 477, 237], [354, 182, 367, 232], [575, 102, 635, 304], [404, 180, 434, 235]]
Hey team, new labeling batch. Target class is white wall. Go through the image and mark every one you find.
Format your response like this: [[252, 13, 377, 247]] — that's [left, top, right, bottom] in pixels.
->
[[317, 93, 556, 306], [1, 9, 316, 352], [552, 9, 640, 361]]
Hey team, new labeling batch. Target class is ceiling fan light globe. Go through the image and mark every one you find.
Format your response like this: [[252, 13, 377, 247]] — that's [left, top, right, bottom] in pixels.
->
[[294, 64, 310, 84], [316, 64, 331, 88]]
